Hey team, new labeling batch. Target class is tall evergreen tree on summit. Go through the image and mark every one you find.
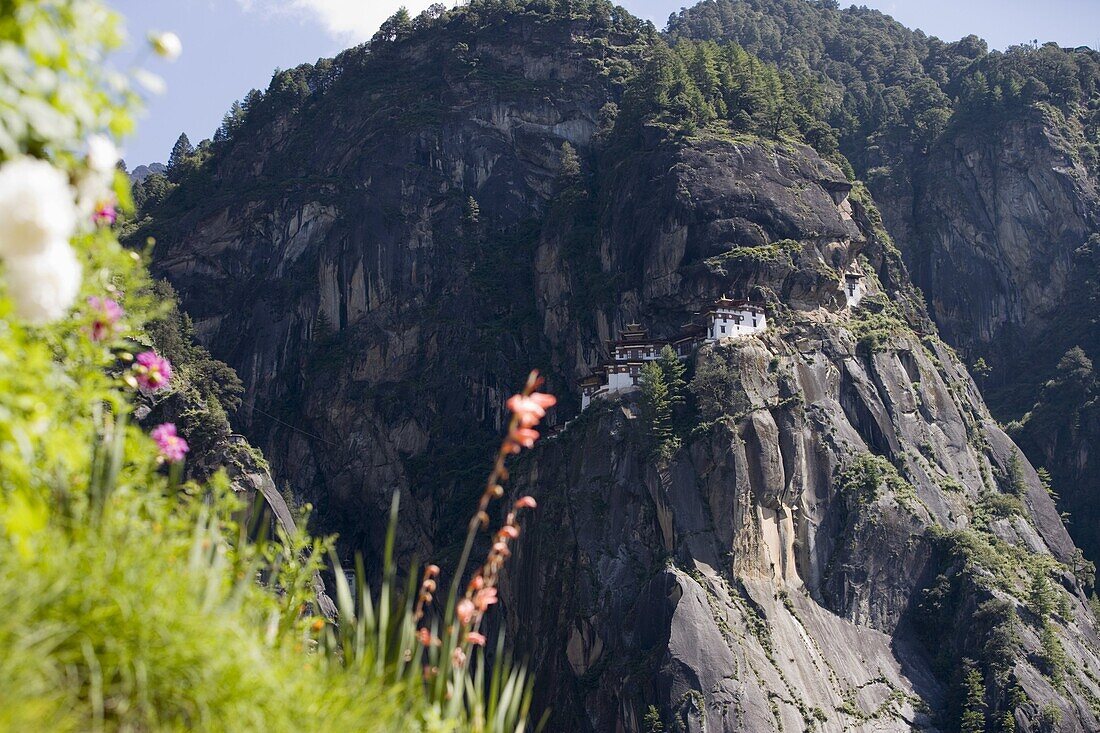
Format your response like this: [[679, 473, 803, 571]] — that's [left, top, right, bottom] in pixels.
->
[[166, 133, 194, 182]]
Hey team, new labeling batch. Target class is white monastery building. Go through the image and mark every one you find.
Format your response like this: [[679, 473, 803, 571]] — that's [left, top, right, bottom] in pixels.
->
[[703, 297, 767, 340], [579, 298, 768, 410]]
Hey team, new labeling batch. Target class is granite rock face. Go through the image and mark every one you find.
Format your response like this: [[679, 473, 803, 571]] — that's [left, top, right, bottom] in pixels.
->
[[869, 105, 1100, 574], [142, 9, 1100, 731], [148, 13, 644, 559], [509, 321, 1100, 730], [873, 107, 1099, 379]]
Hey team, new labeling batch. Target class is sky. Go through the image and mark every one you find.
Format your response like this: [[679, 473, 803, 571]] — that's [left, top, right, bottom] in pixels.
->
[[109, 0, 1100, 167]]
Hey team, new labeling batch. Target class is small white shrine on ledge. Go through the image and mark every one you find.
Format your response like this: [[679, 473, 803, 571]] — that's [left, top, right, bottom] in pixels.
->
[[841, 265, 866, 308]]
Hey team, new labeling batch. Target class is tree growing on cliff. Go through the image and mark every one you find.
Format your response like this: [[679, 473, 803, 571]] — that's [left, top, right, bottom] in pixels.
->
[[558, 141, 582, 185], [1006, 451, 1028, 498], [1030, 570, 1057, 621], [1038, 622, 1069, 685], [214, 100, 245, 142], [960, 662, 987, 733], [657, 344, 690, 433], [657, 345, 687, 405], [640, 361, 675, 457]]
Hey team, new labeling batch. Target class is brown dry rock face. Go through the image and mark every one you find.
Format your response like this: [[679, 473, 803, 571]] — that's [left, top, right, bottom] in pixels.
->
[[143, 9, 1100, 732]]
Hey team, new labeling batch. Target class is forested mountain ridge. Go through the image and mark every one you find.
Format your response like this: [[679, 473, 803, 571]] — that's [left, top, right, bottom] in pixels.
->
[[668, 0, 1100, 573], [133, 1, 1100, 730]]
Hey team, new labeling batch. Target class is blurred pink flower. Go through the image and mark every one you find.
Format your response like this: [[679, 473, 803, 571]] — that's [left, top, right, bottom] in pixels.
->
[[134, 351, 172, 392], [473, 587, 497, 613], [92, 201, 117, 226], [466, 632, 486, 647], [87, 296, 122, 342], [151, 423, 189, 463], [508, 426, 540, 450], [416, 628, 432, 648], [456, 598, 475, 625], [505, 392, 557, 428]]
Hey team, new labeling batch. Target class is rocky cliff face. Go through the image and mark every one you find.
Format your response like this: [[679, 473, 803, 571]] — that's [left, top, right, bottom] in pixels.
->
[[511, 122, 1100, 731], [509, 331, 1099, 731], [141, 5, 1100, 731], [869, 106, 1100, 573], [146, 10, 650, 559], [662, 0, 1100, 582], [871, 107, 1099, 398]]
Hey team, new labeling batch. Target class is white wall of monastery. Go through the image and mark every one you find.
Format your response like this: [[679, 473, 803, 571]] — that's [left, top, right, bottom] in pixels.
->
[[708, 309, 766, 340]]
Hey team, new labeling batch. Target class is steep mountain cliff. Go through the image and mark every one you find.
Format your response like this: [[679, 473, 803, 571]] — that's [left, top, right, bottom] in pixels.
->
[[667, 0, 1100, 588], [883, 107, 1100, 570], [137, 2, 1100, 730]]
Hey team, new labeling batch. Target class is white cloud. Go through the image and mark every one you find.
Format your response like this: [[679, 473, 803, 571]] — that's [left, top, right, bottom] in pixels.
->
[[239, 0, 437, 43]]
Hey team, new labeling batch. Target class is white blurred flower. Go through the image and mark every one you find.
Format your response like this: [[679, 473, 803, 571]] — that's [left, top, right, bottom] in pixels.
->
[[3, 240, 82, 324], [149, 31, 182, 61], [0, 157, 77, 258], [75, 174, 110, 219], [133, 69, 166, 96], [76, 134, 121, 218], [86, 134, 120, 175]]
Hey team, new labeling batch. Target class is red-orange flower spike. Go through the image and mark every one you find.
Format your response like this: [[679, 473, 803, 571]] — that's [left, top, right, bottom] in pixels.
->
[[509, 426, 540, 448], [529, 392, 556, 408], [515, 496, 537, 510], [506, 394, 556, 428], [467, 631, 487, 646]]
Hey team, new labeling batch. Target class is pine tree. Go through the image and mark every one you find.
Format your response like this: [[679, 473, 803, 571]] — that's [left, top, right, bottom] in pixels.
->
[[558, 142, 581, 184], [1030, 570, 1056, 621], [220, 100, 246, 139], [463, 196, 480, 227], [242, 88, 264, 115], [1039, 622, 1068, 685], [1006, 452, 1027, 497], [374, 7, 413, 44], [643, 706, 664, 733], [167, 133, 194, 174], [960, 663, 987, 733], [211, 100, 244, 143], [640, 361, 673, 451], [658, 345, 687, 407]]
